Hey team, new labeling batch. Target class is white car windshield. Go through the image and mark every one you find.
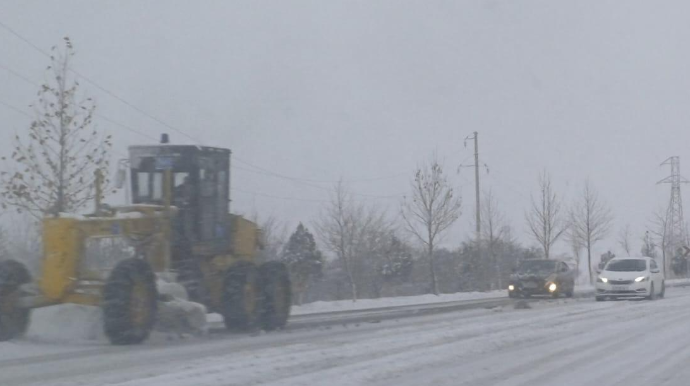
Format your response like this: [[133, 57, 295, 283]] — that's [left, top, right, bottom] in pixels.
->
[[605, 259, 647, 272]]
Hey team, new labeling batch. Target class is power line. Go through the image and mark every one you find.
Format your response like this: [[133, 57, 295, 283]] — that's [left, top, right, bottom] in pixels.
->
[[0, 20, 406, 202], [234, 156, 407, 184], [0, 62, 38, 86], [0, 99, 131, 160], [0, 99, 31, 118], [233, 165, 405, 200], [231, 187, 327, 203], [0, 19, 201, 145], [233, 158, 406, 199], [0, 62, 159, 142]]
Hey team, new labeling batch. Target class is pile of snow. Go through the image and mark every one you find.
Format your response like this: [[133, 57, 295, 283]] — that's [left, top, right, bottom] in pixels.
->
[[26, 298, 208, 343], [157, 298, 208, 336], [27, 304, 105, 343]]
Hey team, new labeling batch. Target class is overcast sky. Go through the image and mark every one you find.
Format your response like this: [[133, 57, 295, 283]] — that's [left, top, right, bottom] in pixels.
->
[[1, 1, 689, 259]]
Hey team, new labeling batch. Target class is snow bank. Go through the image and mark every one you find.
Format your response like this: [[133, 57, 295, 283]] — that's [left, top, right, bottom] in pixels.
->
[[289, 282, 606, 316], [157, 299, 208, 335], [26, 298, 209, 343], [27, 304, 105, 343], [290, 290, 506, 316]]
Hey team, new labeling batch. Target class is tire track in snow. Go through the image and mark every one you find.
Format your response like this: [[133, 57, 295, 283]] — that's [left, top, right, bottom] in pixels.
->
[[379, 293, 690, 386], [273, 300, 675, 386]]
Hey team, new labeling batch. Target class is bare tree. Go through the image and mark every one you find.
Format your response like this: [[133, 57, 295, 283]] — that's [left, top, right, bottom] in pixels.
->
[[569, 180, 613, 284], [566, 230, 584, 279], [649, 208, 669, 275], [480, 189, 509, 289], [351, 211, 395, 298], [0, 37, 111, 217], [316, 180, 395, 301], [316, 181, 358, 300], [641, 230, 658, 259], [525, 170, 568, 259], [618, 224, 633, 256], [401, 156, 462, 295]]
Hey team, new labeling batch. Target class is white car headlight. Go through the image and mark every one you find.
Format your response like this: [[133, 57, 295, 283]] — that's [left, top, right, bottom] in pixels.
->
[[597, 277, 608, 283], [634, 276, 648, 282], [508, 285, 515, 291], [548, 283, 557, 292]]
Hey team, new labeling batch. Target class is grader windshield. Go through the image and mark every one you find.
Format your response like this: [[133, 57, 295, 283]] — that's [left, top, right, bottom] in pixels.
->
[[128, 144, 231, 255]]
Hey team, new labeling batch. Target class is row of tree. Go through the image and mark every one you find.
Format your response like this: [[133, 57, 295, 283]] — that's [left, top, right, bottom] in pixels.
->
[[270, 163, 682, 303], [0, 38, 682, 303]]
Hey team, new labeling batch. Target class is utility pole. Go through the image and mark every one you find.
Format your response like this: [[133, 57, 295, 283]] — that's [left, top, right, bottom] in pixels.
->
[[463, 132, 481, 242], [657, 156, 689, 277], [473, 132, 480, 242]]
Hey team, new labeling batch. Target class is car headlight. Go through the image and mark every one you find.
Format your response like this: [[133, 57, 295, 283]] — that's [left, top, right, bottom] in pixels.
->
[[548, 283, 557, 292], [508, 285, 515, 291], [597, 277, 608, 283], [634, 276, 648, 282]]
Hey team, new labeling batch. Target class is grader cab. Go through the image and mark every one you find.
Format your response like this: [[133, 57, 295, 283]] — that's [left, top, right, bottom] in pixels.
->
[[0, 138, 291, 344]]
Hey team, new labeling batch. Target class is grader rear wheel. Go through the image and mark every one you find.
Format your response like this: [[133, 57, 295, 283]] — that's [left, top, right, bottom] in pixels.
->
[[259, 261, 291, 331], [0, 260, 31, 341], [222, 262, 260, 331], [102, 258, 158, 345]]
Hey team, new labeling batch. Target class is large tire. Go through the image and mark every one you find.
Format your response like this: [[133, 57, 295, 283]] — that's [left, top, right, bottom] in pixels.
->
[[0, 260, 31, 341], [102, 258, 158, 345], [258, 261, 291, 331], [222, 262, 260, 331], [647, 283, 656, 301]]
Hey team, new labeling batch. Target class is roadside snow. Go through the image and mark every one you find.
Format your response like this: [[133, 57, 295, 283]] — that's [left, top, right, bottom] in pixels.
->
[[290, 290, 505, 315], [26, 304, 105, 343], [290, 283, 603, 315]]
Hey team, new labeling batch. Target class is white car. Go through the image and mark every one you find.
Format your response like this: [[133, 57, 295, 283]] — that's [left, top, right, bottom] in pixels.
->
[[595, 257, 665, 301]]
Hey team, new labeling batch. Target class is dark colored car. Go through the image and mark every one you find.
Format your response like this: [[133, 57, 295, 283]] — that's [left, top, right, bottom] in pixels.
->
[[508, 259, 575, 298]]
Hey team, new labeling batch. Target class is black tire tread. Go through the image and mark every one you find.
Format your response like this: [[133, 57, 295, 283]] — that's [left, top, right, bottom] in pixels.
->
[[102, 258, 158, 345], [0, 260, 31, 341], [259, 261, 291, 331], [222, 262, 260, 331]]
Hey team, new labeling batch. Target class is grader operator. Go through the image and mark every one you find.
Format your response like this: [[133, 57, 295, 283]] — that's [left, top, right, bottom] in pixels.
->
[[0, 137, 291, 344]]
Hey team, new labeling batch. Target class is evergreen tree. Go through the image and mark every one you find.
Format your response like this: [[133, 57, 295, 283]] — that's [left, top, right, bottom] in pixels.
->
[[282, 223, 323, 304]]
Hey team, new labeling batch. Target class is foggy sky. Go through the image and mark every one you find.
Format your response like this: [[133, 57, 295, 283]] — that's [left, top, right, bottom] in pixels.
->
[[1, 0, 689, 259]]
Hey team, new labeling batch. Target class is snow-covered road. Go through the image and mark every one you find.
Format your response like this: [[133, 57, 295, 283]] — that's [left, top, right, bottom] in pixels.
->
[[3, 288, 690, 386]]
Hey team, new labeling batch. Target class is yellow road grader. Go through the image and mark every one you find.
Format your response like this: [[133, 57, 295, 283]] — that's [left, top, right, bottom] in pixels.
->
[[0, 137, 291, 344]]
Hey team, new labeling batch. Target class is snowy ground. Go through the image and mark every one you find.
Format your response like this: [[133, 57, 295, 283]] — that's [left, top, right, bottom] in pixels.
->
[[3, 286, 690, 385], [290, 281, 608, 315]]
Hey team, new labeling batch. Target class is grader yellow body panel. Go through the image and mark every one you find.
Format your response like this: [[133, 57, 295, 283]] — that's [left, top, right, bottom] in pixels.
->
[[41, 218, 80, 302], [40, 206, 172, 305], [230, 214, 262, 259]]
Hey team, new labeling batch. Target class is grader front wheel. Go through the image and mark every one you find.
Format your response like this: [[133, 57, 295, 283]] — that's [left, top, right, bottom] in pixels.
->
[[222, 262, 260, 331], [102, 258, 158, 345], [259, 262, 291, 331], [0, 260, 31, 341]]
